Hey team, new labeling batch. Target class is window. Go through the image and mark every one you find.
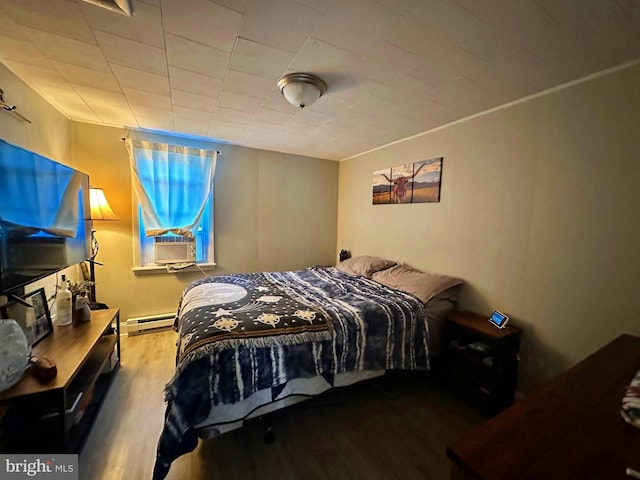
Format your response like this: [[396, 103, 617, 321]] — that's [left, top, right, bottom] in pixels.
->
[[127, 138, 217, 271], [137, 199, 212, 266]]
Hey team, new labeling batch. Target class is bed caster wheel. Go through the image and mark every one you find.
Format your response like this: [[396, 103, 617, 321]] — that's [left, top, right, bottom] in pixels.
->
[[264, 426, 275, 444]]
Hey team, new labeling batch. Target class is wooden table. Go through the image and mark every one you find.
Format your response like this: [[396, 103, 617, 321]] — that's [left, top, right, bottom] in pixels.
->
[[446, 334, 640, 480]]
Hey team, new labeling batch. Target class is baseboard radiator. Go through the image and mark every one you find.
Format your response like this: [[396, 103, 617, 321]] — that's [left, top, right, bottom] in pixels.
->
[[126, 312, 175, 335]]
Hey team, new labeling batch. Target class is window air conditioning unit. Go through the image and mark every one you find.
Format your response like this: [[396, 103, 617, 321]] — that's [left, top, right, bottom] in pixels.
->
[[153, 236, 196, 264]]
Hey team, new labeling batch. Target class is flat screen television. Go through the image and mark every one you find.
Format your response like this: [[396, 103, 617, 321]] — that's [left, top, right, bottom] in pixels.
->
[[0, 139, 91, 294]]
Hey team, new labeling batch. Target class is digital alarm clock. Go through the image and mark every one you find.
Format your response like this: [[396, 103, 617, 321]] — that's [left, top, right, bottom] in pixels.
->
[[488, 310, 509, 329]]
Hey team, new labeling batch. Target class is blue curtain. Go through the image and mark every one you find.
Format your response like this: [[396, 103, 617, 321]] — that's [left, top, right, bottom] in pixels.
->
[[127, 139, 217, 237]]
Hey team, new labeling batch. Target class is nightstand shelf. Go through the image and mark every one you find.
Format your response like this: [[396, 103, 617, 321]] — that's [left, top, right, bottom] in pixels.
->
[[444, 311, 522, 416]]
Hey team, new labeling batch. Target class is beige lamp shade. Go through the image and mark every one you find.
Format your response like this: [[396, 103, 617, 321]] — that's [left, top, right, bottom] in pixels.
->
[[89, 187, 118, 221]]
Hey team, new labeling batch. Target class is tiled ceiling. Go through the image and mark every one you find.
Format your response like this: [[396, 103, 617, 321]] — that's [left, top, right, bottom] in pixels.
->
[[0, 0, 639, 160]]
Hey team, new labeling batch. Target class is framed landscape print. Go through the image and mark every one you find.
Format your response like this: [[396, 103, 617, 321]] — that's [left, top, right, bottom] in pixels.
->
[[372, 168, 392, 204], [411, 157, 443, 203], [372, 157, 443, 205]]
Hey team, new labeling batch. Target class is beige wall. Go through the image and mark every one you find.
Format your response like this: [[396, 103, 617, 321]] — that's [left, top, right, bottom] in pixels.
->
[[0, 63, 70, 165], [337, 62, 640, 392], [71, 122, 338, 323], [0, 63, 83, 305]]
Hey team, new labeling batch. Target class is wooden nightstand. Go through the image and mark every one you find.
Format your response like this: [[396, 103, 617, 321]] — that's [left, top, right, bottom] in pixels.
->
[[444, 311, 522, 416]]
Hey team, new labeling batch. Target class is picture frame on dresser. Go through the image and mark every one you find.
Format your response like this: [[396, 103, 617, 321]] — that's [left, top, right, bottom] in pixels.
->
[[5, 288, 53, 347]]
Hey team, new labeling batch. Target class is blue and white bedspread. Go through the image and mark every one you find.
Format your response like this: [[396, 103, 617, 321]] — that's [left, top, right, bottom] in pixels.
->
[[153, 267, 429, 479]]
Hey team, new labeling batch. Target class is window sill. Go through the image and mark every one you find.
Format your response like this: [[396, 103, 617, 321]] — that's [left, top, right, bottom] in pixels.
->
[[132, 262, 216, 275]]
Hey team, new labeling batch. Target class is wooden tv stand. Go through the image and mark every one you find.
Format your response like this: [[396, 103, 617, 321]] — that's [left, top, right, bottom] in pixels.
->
[[446, 334, 640, 479], [0, 308, 120, 453]]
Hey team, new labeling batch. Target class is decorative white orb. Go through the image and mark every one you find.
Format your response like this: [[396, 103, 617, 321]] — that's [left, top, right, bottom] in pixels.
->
[[0, 319, 30, 392]]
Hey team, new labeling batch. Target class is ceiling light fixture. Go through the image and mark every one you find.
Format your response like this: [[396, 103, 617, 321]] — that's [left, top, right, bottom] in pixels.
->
[[81, 0, 133, 16], [277, 73, 327, 109]]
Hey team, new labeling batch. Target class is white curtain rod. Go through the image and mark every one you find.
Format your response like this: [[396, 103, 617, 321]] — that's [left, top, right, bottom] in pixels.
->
[[120, 135, 220, 154]]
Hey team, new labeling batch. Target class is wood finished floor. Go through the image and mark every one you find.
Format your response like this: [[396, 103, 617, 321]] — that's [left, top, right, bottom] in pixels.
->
[[80, 330, 484, 480]]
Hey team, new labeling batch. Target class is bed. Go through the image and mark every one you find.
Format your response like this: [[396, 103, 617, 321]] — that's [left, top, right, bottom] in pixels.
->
[[152, 258, 463, 479]]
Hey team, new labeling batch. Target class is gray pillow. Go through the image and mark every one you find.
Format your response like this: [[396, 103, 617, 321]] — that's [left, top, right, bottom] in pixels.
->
[[335, 255, 396, 279], [371, 264, 463, 303]]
